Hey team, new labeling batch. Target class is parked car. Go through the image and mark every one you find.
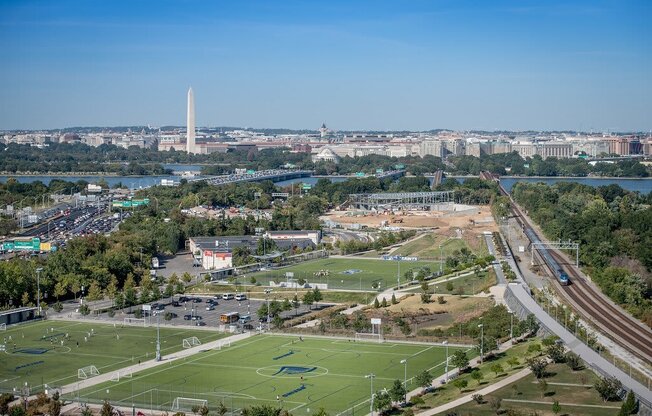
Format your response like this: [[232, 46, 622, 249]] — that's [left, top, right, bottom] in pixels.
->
[[235, 294, 247, 301], [206, 305, 215, 311], [183, 314, 192, 320], [222, 293, 235, 300]]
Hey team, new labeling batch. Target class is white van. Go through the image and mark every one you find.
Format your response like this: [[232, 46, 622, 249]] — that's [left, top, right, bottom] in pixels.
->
[[222, 293, 235, 300], [235, 294, 247, 301]]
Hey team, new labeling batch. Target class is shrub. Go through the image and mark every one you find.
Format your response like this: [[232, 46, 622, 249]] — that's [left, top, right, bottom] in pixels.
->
[[472, 394, 484, 404]]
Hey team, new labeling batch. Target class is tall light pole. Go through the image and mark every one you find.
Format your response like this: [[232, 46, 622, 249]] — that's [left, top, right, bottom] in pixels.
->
[[509, 311, 514, 341], [264, 288, 272, 331], [399, 359, 407, 404], [443, 340, 449, 382], [155, 312, 161, 361], [439, 244, 443, 274], [365, 373, 375, 416], [478, 324, 484, 363], [35, 268, 43, 316]]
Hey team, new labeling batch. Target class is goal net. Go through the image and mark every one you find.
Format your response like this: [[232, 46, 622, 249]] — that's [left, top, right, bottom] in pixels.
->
[[214, 340, 231, 350], [110, 369, 133, 382], [124, 318, 147, 327], [183, 337, 201, 349], [78, 365, 100, 379], [355, 332, 384, 343], [171, 397, 208, 412], [0, 323, 6, 331]]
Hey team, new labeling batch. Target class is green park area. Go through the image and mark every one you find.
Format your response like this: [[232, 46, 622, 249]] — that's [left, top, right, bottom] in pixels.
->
[[450, 361, 622, 416], [0, 320, 225, 393], [248, 257, 441, 291], [72, 334, 469, 414]]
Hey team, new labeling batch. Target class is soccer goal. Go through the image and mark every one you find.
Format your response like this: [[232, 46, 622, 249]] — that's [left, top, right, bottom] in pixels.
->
[[182, 337, 201, 349], [355, 332, 384, 343], [214, 340, 231, 350], [110, 369, 133, 382], [0, 323, 6, 331], [78, 365, 100, 379], [124, 317, 147, 327], [171, 397, 208, 412]]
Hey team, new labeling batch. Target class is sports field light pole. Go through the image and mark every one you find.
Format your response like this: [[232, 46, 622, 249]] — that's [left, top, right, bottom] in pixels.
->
[[400, 359, 407, 404], [443, 340, 449, 382], [155, 312, 161, 361], [264, 288, 272, 331], [36, 267, 43, 316], [478, 324, 484, 363], [509, 311, 514, 341], [365, 373, 375, 416]]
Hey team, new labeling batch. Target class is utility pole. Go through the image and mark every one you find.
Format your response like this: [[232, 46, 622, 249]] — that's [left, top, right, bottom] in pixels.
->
[[365, 373, 375, 416], [36, 268, 43, 316], [478, 324, 484, 363], [155, 312, 161, 361]]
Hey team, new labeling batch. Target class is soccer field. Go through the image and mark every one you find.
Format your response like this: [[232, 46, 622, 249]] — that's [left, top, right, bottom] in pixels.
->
[[73, 334, 468, 415], [249, 258, 440, 291], [0, 320, 225, 393]]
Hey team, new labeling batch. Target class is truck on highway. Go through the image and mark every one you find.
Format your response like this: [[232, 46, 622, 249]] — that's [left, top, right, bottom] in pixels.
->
[[151, 257, 159, 269]]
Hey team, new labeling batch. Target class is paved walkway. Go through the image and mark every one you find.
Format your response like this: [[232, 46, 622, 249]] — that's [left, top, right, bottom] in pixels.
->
[[414, 368, 531, 416], [502, 398, 620, 409]]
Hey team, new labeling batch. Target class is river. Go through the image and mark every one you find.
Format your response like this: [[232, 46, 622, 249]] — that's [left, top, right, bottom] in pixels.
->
[[0, 171, 650, 194]]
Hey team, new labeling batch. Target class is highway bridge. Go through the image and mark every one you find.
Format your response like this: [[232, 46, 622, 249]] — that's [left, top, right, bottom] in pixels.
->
[[190, 169, 312, 186]]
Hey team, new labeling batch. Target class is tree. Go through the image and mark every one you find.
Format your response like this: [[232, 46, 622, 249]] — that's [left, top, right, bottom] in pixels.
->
[[100, 400, 114, 416], [0, 394, 15, 415], [389, 379, 406, 403], [8, 405, 26, 416], [563, 351, 581, 370], [87, 281, 103, 301], [303, 291, 315, 309], [594, 376, 622, 402], [452, 378, 468, 392], [527, 357, 548, 379], [415, 370, 433, 392], [312, 287, 323, 307], [391, 293, 398, 305], [372, 390, 392, 413], [552, 400, 561, 415], [619, 390, 638, 415], [437, 296, 446, 304], [241, 404, 284, 416], [471, 370, 483, 385], [182, 272, 192, 283], [80, 404, 93, 416], [472, 394, 484, 404], [381, 297, 388, 307], [450, 350, 469, 371], [490, 363, 504, 377], [546, 343, 566, 363], [507, 357, 520, 369], [489, 397, 502, 415], [527, 343, 542, 356], [373, 297, 380, 308], [537, 378, 548, 398]]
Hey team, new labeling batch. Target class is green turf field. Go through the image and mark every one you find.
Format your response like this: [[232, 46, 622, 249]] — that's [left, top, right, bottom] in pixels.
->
[[0, 320, 225, 393], [73, 334, 469, 414], [249, 257, 440, 291]]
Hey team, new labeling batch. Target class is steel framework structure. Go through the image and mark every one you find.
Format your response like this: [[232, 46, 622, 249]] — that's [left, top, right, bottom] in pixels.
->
[[531, 240, 580, 267], [349, 191, 455, 210]]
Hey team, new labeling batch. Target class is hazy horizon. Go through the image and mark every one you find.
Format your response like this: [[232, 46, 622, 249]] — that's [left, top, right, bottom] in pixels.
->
[[1, 0, 650, 132]]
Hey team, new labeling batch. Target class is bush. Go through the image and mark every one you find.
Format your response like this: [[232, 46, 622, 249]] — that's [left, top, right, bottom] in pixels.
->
[[472, 394, 484, 404], [437, 296, 446, 304], [53, 302, 63, 313], [79, 304, 90, 316], [133, 309, 143, 319], [107, 310, 115, 318]]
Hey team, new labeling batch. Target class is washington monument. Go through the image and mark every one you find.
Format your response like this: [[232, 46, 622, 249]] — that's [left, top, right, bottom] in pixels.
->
[[186, 87, 196, 154]]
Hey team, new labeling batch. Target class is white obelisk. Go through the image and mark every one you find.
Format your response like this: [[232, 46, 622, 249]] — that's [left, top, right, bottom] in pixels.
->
[[186, 87, 196, 154]]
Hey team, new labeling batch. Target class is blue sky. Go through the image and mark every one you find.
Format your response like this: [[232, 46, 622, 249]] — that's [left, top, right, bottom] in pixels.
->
[[0, 0, 649, 131]]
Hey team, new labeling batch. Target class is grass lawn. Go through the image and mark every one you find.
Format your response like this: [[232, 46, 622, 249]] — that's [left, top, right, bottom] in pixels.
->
[[0, 320, 225, 393], [393, 235, 471, 260], [404, 269, 497, 296], [248, 257, 440, 291], [416, 340, 536, 411], [72, 334, 469, 414], [451, 362, 622, 416]]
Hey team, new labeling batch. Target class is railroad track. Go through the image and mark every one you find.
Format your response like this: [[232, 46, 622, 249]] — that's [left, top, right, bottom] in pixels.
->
[[548, 250, 652, 362], [503, 183, 652, 363]]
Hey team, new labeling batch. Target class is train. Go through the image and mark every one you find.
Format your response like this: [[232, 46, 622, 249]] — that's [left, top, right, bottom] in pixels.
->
[[523, 226, 570, 285]]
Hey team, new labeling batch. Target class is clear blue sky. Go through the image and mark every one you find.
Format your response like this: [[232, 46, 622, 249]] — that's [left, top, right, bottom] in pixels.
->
[[0, 0, 649, 132]]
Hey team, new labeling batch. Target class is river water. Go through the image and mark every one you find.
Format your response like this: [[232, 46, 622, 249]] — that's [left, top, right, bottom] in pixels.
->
[[0, 172, 650, 194]]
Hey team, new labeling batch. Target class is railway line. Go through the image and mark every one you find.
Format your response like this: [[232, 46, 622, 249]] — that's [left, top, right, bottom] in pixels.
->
[[484, 172, 652, 363]]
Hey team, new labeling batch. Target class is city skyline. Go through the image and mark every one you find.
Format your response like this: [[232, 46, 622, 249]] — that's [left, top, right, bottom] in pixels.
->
[[0, 0, 650, 132]]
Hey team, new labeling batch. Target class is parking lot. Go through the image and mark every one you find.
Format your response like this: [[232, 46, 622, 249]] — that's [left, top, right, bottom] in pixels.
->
[[52, 293, 321, 332]]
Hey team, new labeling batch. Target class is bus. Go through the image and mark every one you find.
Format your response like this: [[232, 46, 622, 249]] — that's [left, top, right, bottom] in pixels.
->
[[220, 312, 240, 324]]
